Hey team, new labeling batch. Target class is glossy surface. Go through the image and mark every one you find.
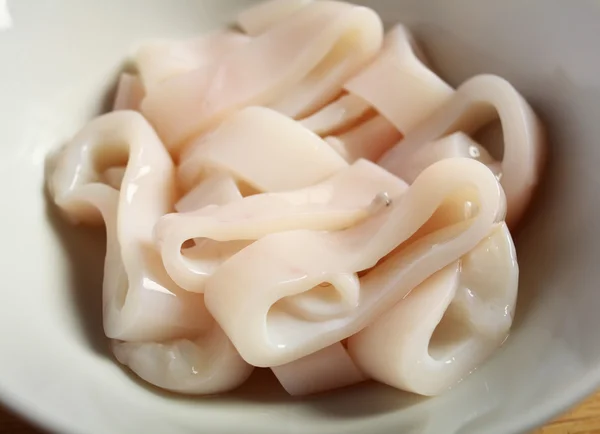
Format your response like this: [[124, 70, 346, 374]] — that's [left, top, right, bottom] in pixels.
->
[[379, 74, 545, 228], [49, 111, 209, 342], [158, 159, 406, 294], [141, 0, 382, 151], [348, 223, 518, 396], [1, 0, 600, 433], [205, 159, 504, 367]]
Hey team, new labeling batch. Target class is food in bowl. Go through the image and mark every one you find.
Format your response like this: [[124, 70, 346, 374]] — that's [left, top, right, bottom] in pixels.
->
[[46, 0, 545, 398]]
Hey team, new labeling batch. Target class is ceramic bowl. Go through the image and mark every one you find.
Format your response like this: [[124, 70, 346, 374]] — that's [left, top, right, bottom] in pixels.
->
[[1, 0, 599, 433]]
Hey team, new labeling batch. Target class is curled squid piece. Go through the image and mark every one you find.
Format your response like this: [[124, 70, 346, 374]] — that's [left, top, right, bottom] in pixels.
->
[[347, 223, 518, 396], [49, 111, 251, 394], [101, 166, 126, 190], [112, 73, 145, 112], [379, 74, 545, 227], [174, 174, 248, 288], [237, 0, 313, 36], [344, 24, 454, 134], [175, 174, 242, 213], [204, 158, 505, 367], [134, 30, 250, 91], [299, 93, 373, 136], [178, 107, 348, 193], [112, 321, 254, 394], [390, 132, 497, 183], [48, 111, 211, 342], [156, 159, 407, 293], [325, 114, 403, 163], [302, 24, 449, 163], [271, 342, 367, 396], [141, 1, 383, 151]]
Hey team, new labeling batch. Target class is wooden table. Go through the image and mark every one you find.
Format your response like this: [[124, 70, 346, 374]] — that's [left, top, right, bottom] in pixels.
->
[[1, 392, 599, 433]]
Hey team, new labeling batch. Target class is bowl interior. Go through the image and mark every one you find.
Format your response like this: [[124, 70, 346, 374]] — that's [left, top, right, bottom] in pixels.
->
[[1, 1, 600, 433]]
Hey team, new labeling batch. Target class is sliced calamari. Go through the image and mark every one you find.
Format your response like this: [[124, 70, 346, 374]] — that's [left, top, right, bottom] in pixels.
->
[[135, 30, 249, 91], [112, 321, 253, 394], [102, 166, 126, 190], [49, 111, 210, 342], [173, 174, 249, 290], [347, 223, 518, 396], [178, 107, 347, 193], [49, 111, 252, 394], [379, 74, 545, 226], [391, 132, 497, 183], [237, 0, 313, 36], [175, 174, 242, 213], [344, 24, 453, 133], [141, 1, 383, 151], [325, 114, 403, 163], [156, 159, 407, 293], [271, 342, 366, 396], [299, 93, 373, 136], [204, 158, 505, 367], [113, 73, 145, 112]]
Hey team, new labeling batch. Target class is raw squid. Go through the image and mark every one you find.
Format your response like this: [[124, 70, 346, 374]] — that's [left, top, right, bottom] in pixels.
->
[[134, 30, 250, 91], [300, 24, 450, 164], [156, 159, 407, 293], [378, 74, 545, 227], [389, 131, 498, 183], [271, 342, 366, 396], [344, 24, 454, 133], [102, 166, 126, 190], [112, 321, 254, 394], [49, 111, 209, 342], [141, 1, 383, 151], [112, 73, 145, 112], [347, 223, 518, 396], [175, 174, 242, 213], [47, 0, 546, 397], [236, 0, 313, 36], [49, 111, 251, 394], [177, 106, 347, 193], [325, 114, 403, 163], [299, 93, 373, 136], [204, 158, 505, 367]]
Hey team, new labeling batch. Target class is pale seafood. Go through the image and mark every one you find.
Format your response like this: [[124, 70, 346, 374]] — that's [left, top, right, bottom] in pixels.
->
[[141, 1, 383, 151], [157, 159, 407, 293], [344, 24, 454, 133], [175, 174, 242, 213], [178, 106, 347, 193], [347, 223, 518, 396], [49, 111, 209, 342], [271, 342, 366, 396], [299, 93, 373, 136], [300, 23, 450, 165], [204, 158, 505, 367], [135, 30, 250, 91], [47, 0, 545, 397], [325, 114, 403, 163], [49, 111, 251, 394], [379, 74, 545, 227], [102, 166, 126, 190], [112, 73, 145, 112], [389, 132, 497, 183], [237, 0, 313, 36], [112, 322, 254, 394]]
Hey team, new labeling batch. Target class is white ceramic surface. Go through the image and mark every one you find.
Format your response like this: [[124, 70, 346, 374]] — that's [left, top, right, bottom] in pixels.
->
[[0, 0, 599, 433]]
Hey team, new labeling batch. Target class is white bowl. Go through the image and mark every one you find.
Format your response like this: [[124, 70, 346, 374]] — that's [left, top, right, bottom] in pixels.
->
[[1, 0, 599, 433]]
